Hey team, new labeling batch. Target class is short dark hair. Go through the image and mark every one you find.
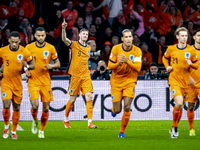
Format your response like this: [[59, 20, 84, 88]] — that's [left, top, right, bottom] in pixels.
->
[[35, 27, 45, 33], [194, 30, 200, 35], [10, 31, 21, 38], [139, 42, 147, 48], [80, 28, 89, 33]]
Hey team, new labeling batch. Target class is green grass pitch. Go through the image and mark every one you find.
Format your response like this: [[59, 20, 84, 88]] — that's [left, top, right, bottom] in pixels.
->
[[0, 120, 200, 150]]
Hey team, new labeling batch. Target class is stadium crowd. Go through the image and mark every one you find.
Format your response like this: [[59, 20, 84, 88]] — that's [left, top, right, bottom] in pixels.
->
[[0, 0, 199, 79]]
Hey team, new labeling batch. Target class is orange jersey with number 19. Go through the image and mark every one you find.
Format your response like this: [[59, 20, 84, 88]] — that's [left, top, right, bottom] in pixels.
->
[[26, 42, 58, 85], [0, 45, 33, 90], [164, 44, 197, 87]]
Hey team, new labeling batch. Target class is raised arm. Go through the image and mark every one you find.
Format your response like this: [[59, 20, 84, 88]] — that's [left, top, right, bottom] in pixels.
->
[[62, 18, 72, 46]]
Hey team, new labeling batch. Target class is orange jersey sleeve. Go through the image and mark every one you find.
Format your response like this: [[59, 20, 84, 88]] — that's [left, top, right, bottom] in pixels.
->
[[190, 45, 200, 87], [66, 41, 90, 77], [164, 44, 198, 88], [109, 44, 142, 87], [26, 42, 58, 85], [0, 45, 32, 90]]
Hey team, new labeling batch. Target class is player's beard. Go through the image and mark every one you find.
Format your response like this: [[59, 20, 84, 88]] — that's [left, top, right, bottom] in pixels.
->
[[37, 39, 44, 45]]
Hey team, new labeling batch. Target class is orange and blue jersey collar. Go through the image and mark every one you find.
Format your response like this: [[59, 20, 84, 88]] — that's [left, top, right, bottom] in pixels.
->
[[122, 43, 132, 52], [193, 44, 200, 51], [35, 41, 46, 48], [176, 44, 187, 50], [9, 45, 19, 51], [78, 41, 87, 47]]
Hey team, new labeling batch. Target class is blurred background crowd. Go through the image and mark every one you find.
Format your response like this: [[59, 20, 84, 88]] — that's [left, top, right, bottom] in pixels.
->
[[0, 0, 199, 79]]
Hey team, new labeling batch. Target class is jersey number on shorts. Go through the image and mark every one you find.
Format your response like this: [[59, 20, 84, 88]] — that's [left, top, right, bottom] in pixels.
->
[[172, 57, 178, 64], [6, 60, 9, 66], [78, 51, 81, 57]]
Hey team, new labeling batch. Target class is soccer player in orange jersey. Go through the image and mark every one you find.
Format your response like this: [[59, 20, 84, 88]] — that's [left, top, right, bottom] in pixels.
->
[[187, 30, 200, 136], [25, 27, 60, 138], [162, 27, 199, 138], [1, 31, 35, 139], [108, 29, 142, 138], [62, 18, 97, 128]]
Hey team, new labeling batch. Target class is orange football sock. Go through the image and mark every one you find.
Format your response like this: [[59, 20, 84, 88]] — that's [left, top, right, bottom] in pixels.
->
[[12, 111, 20, 132], [3, 108, 10, 126], [177, 110, 182, 124], [40, 111, 49, 131], [111, 106, 114, 113], [65, 100, 73, 117], [187, 110, 194, 130], [120, 111, 131, 133], [86, 100, 93, 120], [172, 106, 181, 127], [31, 108, 38, 120]]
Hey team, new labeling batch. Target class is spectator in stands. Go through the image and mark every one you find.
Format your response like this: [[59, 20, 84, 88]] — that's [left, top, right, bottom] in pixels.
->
[[2, 28, 10, 46], [89, 24, 97, 38], [19, 17, 30, 35], [73, 0, 86, 19], [25, 26, 34, 45], [16, 0, 35, 19], [100, 41, 112, 65], [62, 0, 78, 30], [93, 0, 122, 27], [130, 10, 144, 37], [140, 42, 152, 70], [74, 16, 87, 32], [85, 2, 93, 29], [54, 10, 63, 29], [91, 60, 110, 80], [149, 35, 167, 65], [183, 4, 200, 26], [144, 62, 166, 80], [111, 36, 119, 46], [102, 27, 113, 44], [0, 18, 9, 35], [133, 34, 140, 47], [87, 40, 99, 70], [188, 21, 195, 43]]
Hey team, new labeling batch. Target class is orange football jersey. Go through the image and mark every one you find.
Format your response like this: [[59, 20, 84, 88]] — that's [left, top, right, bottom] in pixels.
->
[[109, 43, 142, 87], [26, 42, 58, 85], [0, 45, 33, 90], [190, 45, 200, 88], [164, 44, 197, 88], [66, 41, 91, 77]]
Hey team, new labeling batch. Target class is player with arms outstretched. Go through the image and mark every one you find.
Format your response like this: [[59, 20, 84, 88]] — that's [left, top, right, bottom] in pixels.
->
[[62, 19, 97, 128], [108, 29, 142, 138], [187, 30, 200, 136], [162, 27, 199, 138], [25, 27, 60, 138], [1, 31, 35, 139]]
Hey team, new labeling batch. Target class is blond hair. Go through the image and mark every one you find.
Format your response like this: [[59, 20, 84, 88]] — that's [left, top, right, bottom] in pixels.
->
[[87, 40, 95, 46], [175, 27, 188, 35]]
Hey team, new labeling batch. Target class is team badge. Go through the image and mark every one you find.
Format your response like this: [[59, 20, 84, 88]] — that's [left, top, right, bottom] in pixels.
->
[[190, 15, 193, 19], [112, 95, 114, 100], [70, 89, 73, 94], [44, 51, 49, 59], [2, 92, 6, 98], [185, 52, 190, 58], [17, 54, 23, 63], [129, 55, 134, 61], [172, 90, 176, 95]]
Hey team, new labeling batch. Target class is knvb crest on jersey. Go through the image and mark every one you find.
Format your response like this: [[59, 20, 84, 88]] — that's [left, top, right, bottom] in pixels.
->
[[44, 51, 49, 59], [17, 54, 23, 63], [185, 52, 190, 59], [129, 55, 134, 61]]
